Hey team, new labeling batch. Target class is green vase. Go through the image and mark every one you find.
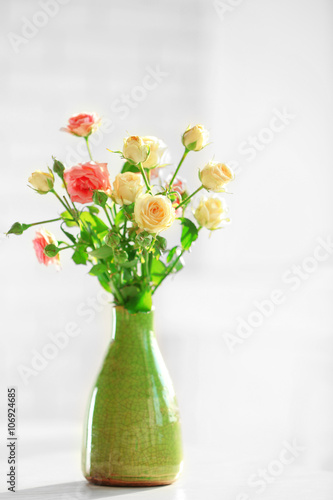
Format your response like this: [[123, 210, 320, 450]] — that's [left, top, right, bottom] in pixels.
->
[[82, 306, 183, 486]]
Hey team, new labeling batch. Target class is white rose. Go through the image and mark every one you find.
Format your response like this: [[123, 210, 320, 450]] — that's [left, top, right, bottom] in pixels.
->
[[141, 136, 168, 170], [182, 124, 209, 151], [134, 194, 176, 233], [194, 197, 229, 230], [28, 171, 54, 193], [123, 136, 150, 164], [200, 161, 234, 192], [112, 172, 143, 205]]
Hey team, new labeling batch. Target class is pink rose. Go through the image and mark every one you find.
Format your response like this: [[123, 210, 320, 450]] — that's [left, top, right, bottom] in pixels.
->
[[61, 112, 101, 137], [64, 162, 111, 204], [33, 229, 60, 267], [169, 176, 187, 196]]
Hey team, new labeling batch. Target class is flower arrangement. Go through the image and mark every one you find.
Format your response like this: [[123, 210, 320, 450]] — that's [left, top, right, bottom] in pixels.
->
[[7, 112, 235, 313]]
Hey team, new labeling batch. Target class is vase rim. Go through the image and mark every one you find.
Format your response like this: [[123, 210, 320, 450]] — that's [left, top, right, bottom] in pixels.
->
[[114, 305, 155, 315]]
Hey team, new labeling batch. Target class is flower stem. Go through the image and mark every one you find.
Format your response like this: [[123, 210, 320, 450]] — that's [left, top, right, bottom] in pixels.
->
[[85, 136, 93, 161], [52, 190, 75, 216], [168, 148, 189, 193], [103, 206, 113, 227], [28, 217, 64, 227], [152, 248, 185, 294], [177, 185, 204, 209], [138, 163, 152, 194]]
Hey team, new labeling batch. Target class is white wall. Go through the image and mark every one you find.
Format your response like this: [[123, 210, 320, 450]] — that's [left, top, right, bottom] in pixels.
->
[[1, 0, 332, 478]]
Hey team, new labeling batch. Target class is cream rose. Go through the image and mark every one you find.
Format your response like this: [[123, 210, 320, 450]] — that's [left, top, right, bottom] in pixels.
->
[[123, 136, 150, 164], [141, 136, 168, 170], [194, 197, 229, 230], [28, 171, 54, 193], [182, 124, 209, 151], [112, 172, 143, 205], [200, 161, 234, 192], [134, 194, 176, 233]]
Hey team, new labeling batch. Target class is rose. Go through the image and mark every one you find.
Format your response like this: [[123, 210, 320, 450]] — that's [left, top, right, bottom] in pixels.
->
[[141, 136, 168, 169], [61, 112, 101, 137], [64, 162, 111, 204], [194, 197, 229, 230], [134, 194, 176, 233], [200, 161, 234, 192], [28, 171, 54, 193], [32, 229, 60, 266], [123, 136, 150, 164], [112, 172, 143, 206], [182, 124, 209, 151]]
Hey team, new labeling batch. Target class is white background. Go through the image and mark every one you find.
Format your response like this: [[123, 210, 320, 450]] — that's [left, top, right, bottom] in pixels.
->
[[1, 0, 333, 497]]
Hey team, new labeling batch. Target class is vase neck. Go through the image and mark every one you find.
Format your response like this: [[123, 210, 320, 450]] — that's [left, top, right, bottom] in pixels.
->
[[111, 306, 155, 343]]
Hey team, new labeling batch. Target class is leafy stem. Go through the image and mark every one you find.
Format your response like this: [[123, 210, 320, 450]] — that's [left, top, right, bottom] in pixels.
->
[[152, 248, 185, 294]]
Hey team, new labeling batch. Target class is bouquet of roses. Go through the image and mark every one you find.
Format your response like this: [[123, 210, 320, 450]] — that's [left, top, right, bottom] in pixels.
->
[[7, 112, 235, 313]]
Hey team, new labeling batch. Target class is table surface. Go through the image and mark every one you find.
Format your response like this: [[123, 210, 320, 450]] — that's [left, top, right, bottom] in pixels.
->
[[1, 425, 333, 500]]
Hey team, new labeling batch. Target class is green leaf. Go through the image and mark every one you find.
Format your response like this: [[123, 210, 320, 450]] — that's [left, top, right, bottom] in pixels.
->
[[123, 203, 135, 216], [60, 223, 76, 244], [155, 235, 167, 252], [89, 245, 114, 259], [120, 259, 138, 269], [114, 210, 126, 227], [89, 263, 108, 276], [80, 212, 108, 233], [61, 211, 77, 227], [44, 244, 59, 257], [72, 247, 88, 265], [166, 245, 179, 263], [121, 161, 140, 174], [151, 259, 166, 286], [88, 205, 100, 215], [180, 217, 198, 251], [120, 285, 139, 301], [92, 190, 108, 208], [97, 274, 112, 294], [126, 289, 152, 313]]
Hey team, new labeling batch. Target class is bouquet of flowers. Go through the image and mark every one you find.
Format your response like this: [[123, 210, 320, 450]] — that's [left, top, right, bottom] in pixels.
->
[[7, 112, 235, 313]]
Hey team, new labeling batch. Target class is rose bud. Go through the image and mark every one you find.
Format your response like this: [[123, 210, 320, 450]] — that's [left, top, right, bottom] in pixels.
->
[[32, 229, 60, 266], [112, 172, 143, 206], [200, 161, 234, 192], [182, 124, 209, 151], [141, 136, 168, 169], [134, 194, 176, 233], [28, 171, 54, 193], [61, 112, 101, 137], [63, 162, 111, 204], [194, 197, 230, 230], [123, 136, 150, 164]]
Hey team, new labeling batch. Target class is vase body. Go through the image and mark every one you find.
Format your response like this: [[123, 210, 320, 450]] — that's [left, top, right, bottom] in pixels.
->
[[82, 306, 183, 486]]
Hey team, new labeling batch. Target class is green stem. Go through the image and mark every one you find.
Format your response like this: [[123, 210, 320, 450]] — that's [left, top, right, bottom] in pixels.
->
[[52, 190, 75, 216], [152, 248, 185, 294], [123, 219, 127, 237], [168, 148, 189, 193], [27, 217, 64, 228], [177, 185, 204, 209], [138, 163, 152, 194], [85, 136, 93, 161], [111, 277, 124, 305], [103, 206, 113, 227]]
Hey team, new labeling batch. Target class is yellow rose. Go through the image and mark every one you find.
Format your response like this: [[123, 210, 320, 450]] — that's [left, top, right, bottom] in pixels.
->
[[28, 171, 54, 193], [200, 161, 234, 192], [134, 194, 176, 233], [112, 172, 143, 205], [141, 136, 168, 169], [123, 136, 150, 164], [194, 197, 229, 230], [182, 124, 209, 151]]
